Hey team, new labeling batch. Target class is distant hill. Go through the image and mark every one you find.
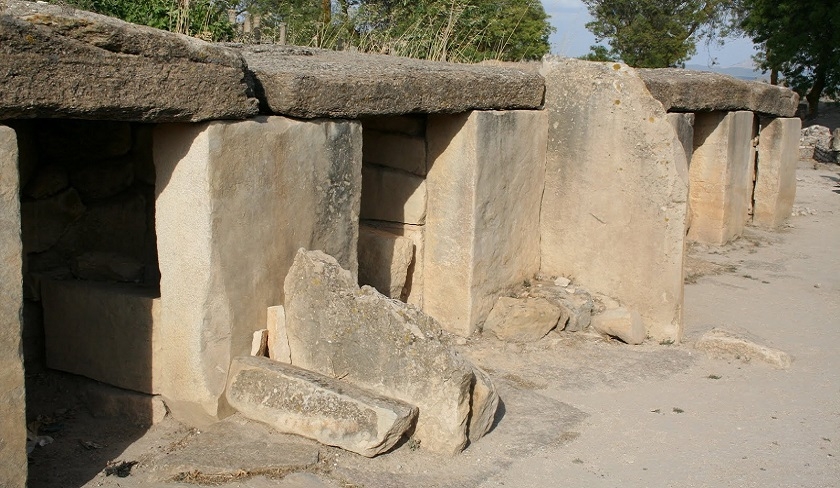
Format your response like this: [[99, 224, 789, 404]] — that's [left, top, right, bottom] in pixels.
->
[[685, 64, 768, 82]]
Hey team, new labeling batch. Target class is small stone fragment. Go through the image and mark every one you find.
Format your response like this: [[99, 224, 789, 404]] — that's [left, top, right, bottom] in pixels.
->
[[591, 308, 645, 345], [483, 296, 563, 342], [695, 327, 793, 369], [251, 329, 268, 357], [553, 277, 571, 287], [267, 305, 290, 363]]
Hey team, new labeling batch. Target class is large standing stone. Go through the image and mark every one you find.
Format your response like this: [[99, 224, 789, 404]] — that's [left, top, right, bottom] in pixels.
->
[[360, 165, 427, 225], [0, 125, 27, 488], [283, 250, 499, 454], [154, 117, 361, 425], [358, 225, 415, 299], [753, 117, 801, 228], [425, 110, 546, 337], [226, 356, 418, 457], [540, 58, 689, 342], [688, 111, 756, 245]]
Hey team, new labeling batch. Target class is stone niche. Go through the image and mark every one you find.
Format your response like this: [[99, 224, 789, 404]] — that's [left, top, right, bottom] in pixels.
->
[[12, 119, 160, 390]]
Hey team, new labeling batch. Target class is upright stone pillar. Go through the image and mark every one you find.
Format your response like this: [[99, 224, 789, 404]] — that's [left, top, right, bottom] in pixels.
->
[[154, 116, 361, 425], [0, 124, 27, 488], [687, 111, 756, 244], [425, 110, 546, 337], [753, 117, 801, 228], [540, 58, 689, 342]]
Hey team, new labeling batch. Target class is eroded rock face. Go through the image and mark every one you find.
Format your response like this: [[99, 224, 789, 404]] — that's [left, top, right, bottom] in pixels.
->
[[483, 296, 564, 343], [283, 249, 499, 454]]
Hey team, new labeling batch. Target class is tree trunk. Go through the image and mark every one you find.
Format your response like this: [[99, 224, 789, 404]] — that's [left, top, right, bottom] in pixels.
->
[[806, 65, 826, 118], [770, 68, 778, 85], [322, 0, 331, 24]]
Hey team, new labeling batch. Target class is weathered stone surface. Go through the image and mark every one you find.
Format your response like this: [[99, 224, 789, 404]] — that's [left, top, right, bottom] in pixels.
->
[[238, 45, 544, 118], [667, 113, 696, 169], [360, 165, 427, 225], [695, 327, 793, 369], [0, 0, 258, 122], [82, 382, 168, 426], [529, 281, 594, 332], [41, 279, 162, 393], [363, 130, 427, 176], [483, 296, 563, 342], [283, 249, 499, 454], [831, 128, 840, 152], [358, 225, 415, 299], [267, 305, 291, 363], [688, 111, 756, 245], [753, 117, 801, 228], [21, 188, 86, 253], [591, 308, 645, 345], [540, 58, 688, 342], [154, 117, 361, 424], [425, 110, 546, 337], [70, 251, 144, 282], [251, 329, 269, 357], [0, 124, 27, 488], [69, 157, 135, 201], [23, 164, 69, 199], [361, 220, 425, 306], [227, 356, 418, 457], [638, 68, 799, 117]]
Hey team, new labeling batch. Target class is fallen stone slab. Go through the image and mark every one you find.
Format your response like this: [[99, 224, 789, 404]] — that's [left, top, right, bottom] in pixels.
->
[[226, 356, 418, 457], [695, 327, 793, 369], [237, 45, 544, 118], [483, 296, 564, 342], [591, 307, 646, 345], [284, 249, 499, 454], [638, 68, 799, 117], [0, 0, 258, 122]]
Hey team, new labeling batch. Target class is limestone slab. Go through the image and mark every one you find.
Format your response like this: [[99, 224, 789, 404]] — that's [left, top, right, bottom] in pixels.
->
[[41, 279, 162, 394], [267, 305, 291, 363], [227, 356, 418, 457], [483, 296, 564, 342], [695, 327, 792, 369], [358, 225, 415, 300], [753, 117, 801, 228], [638, 68, 799, 117], [688, 111, 756, 244], [361, 220, 425, 307], [154, 116, 361, 425], [239, 45, 544, 118], [540, 58, 688, 342], [360, 165, 427, 224], [363, 130, 427, 176], [425, 110, 546, 337], [283, 250, 499, 454], [591, 308, 646, 345], [0, 1, 257, 122], [0, 124, 27, 488]]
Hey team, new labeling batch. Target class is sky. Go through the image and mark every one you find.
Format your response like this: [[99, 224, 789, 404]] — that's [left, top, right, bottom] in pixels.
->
[[541, 0, 757, 68]]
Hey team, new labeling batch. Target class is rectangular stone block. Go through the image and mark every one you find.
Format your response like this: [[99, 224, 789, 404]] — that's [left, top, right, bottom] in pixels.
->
[[358, 224, 415, 300], [267, 305, 290, 364], [41, 279, 162, 393], [226, 356, 418, 457], [753, 117, 801, 228], [540, 58, 689, 342], [362, 130, 427, 176], [425, 110, 546, 337], [361, 220, 425, 307], [688, 111, 756, 245], [360, 164, 427, 224], [154, 116, 361, 425], [0, 124, 27, 488]]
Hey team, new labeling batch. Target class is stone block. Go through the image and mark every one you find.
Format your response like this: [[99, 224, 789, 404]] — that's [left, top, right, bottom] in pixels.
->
[[360, 165, 427, 225], [82, 382, 168, 426], [425, 110, 546, 337], [695, 327, 792, 369], [361, 115, 426, 137], [362, 130, 427, 176], [267, 305, 291, 363], [591, 308, 646, 345], [38, 120, 132, 165], [529, 282, 593, 332], [540, 58, 688, 342], [21, 188, 86, 253], [0, 124, 27, 488], [667, 113, 695, 168], [688, 111, 756, 245], [23, 164, 69, 199], [251, 329, 269, 357], [361, 220, 424, 307], [483, 296, 564, 342], [358, 225, 415, 299], [283, 250, 499, 454], [753, 117, 801, 228], [227, 356, 418, 457], [153, 117, 361, 425], [69, 157, 135, 201], [41, 279, 162, 394]]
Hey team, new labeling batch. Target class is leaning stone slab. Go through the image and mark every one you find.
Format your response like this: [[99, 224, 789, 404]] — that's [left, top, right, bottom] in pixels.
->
[[540, 58, 688, 342], [0, 124, 27, 488], [0, 0, 258, 121], [227, 356, 418, 457], [238, 45, 544, 118], [638, 68, 799, 117], [591, 308, 645, 345], [695, 327, 792, 369], [753, 117, 801, 228], [284, 249, 499, 454], [483, 296, 564, 342]]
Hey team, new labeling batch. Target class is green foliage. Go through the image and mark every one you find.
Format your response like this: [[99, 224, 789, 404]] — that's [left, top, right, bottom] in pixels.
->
[[739, 0, 840, 115], [582, 0, 728, 68], [579, 44, 616, 62]]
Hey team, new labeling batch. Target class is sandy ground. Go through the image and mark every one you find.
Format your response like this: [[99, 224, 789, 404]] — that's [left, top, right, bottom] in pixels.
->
[[25, 165, 839, 487]]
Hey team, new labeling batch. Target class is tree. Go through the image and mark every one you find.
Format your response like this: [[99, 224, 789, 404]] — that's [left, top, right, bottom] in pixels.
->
[[739, 0, 840, 117], [582, 0, 728, 68], [579, 44, 616, 62]]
